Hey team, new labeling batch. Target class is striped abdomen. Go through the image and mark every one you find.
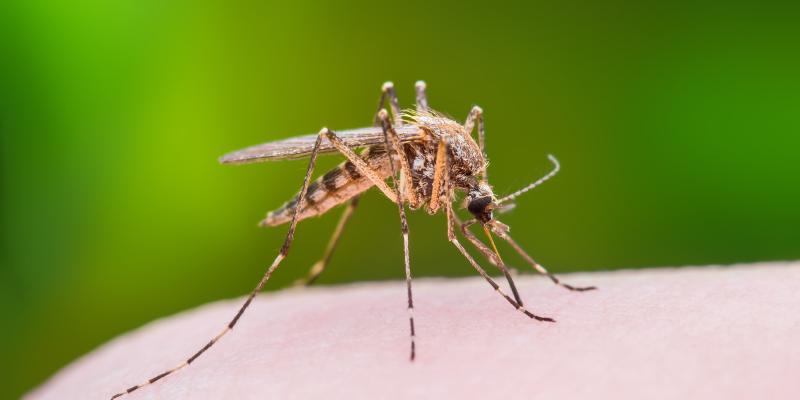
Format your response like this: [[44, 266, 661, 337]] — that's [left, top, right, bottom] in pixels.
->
[[262, 147, 393, 227]]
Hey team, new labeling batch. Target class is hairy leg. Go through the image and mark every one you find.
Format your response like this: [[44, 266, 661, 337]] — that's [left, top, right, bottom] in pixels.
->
[[426, 140, 448, 213]]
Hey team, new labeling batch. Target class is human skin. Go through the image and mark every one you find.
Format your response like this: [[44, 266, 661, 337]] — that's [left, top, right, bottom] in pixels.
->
[[28, 262, 800, 400]]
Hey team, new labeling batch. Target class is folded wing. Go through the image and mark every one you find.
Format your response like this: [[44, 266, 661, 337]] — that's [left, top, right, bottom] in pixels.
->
[[219, 125, 424, 164]]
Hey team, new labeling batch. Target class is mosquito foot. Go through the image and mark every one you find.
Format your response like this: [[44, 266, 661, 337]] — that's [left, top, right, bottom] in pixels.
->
[[520, 308, 556, 322], [563, 284, 597, 292]]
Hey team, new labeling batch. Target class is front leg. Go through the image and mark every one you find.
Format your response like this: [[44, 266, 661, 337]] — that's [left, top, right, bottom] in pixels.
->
[[490, 221, 596, 292], [458, 217, 524, 306], [445, 199, 554, 322]]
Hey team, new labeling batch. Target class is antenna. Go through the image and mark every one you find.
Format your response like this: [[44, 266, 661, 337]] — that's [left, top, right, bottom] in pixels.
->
[[497, 154, 560, 205]]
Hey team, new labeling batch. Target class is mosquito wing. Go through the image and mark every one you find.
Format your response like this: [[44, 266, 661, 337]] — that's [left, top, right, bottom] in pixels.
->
[[219, 125, 424, 164]]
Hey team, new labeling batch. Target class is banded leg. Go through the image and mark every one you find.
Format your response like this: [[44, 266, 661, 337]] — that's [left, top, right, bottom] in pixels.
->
[[445, 201, 554, 322], [458, 217, 524, 306], [110, 129, 327, 399], [463, 105, 487, 179], [294, 196, 360, 287], [415, 80, 429, 112], [378, 109, 417, 361], [490, 222, 596, 292]]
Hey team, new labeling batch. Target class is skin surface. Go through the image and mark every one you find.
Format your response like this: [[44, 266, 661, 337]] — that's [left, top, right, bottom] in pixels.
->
[[28, 262, 800, 400]]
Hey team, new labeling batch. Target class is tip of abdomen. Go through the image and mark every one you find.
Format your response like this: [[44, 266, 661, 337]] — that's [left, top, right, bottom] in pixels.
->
[[260, 212, 283, 228]]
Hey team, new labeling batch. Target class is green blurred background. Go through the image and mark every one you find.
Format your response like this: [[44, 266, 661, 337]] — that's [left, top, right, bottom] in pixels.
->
[[2, 1, 799, 397]]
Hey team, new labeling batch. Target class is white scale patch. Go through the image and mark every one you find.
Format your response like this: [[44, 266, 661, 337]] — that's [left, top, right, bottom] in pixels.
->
[[412, 155, 425, 170], [334, 173, 349, 187]]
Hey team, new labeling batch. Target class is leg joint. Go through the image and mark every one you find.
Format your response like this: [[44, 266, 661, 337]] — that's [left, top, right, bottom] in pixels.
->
[[378, 108, 390, 122]]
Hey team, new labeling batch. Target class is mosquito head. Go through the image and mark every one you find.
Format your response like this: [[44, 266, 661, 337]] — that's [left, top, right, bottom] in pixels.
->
[[467, 182, 497, 224]]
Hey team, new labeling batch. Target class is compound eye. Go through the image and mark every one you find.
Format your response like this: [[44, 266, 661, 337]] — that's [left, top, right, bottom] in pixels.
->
[[468, 196, 493, 216]]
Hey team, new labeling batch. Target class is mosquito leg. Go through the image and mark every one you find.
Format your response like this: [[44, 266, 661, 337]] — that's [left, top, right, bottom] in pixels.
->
[[491, 222, 597, 292], [378, 108, 417, 360], [375, 81, 403, 127], [426, 140, 449, 213], [110, 129, 327, 399], [463, 105, 484, 154], [463, 106, 486, 179], [320, 121, 423, 208], [415, 80, 429, 112], [322, 130, 397, 202], [294, 196, 360, 287], [374, 83, 420, 206], [442, 153, 543, 319], [457, 217, 524, 306], [445, 202, 553, 322], [375, 106, 419, 207]]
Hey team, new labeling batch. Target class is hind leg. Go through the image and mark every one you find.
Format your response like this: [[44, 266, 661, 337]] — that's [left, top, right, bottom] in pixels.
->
[[110, 129, 328, 399], [294, 196, 360, 286]]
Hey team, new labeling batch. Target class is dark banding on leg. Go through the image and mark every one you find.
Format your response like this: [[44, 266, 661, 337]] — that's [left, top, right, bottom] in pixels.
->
[[110, 130, 327, 399], [379, 108, 417, 361]]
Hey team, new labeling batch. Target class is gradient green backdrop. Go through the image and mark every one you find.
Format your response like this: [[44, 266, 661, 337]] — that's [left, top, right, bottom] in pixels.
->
[[2, 1, 799, 398]]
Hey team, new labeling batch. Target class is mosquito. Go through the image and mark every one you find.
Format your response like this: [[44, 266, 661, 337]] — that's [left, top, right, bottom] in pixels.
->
[[111, 81, 595, 399]]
